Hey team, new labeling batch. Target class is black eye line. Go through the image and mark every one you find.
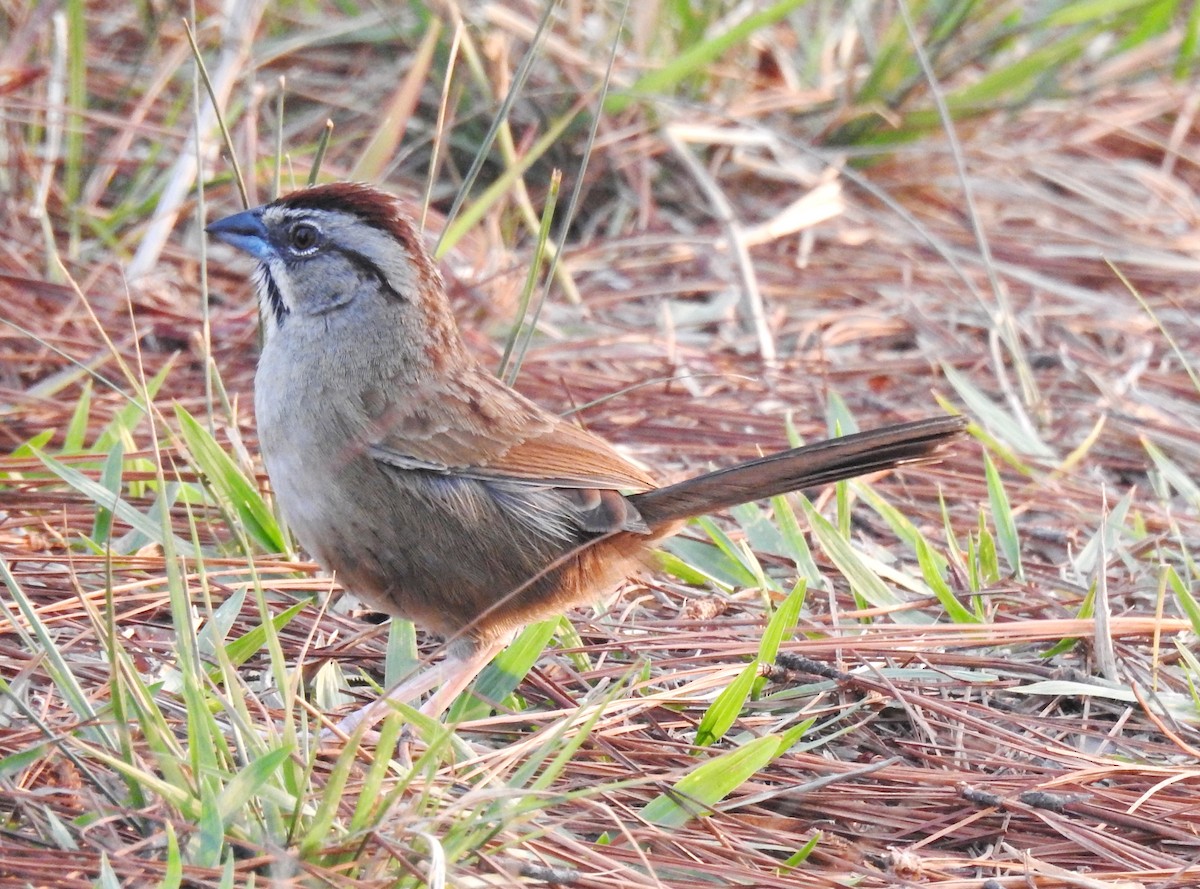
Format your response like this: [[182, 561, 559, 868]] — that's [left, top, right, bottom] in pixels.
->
[[337, 245, 404, 301]]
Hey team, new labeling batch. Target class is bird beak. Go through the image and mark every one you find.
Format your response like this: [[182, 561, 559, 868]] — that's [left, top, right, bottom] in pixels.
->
[[205, 207, 272, 260]]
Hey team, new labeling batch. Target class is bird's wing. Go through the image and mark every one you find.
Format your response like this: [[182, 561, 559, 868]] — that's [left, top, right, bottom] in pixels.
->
[[364, 375, 657, 492]]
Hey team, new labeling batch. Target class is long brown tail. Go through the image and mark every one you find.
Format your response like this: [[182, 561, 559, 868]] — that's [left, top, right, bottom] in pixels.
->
[[631, 415, 967, 528]]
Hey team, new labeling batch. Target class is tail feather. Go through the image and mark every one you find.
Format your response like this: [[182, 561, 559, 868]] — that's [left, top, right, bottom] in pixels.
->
[[631, 416, 967, 528]]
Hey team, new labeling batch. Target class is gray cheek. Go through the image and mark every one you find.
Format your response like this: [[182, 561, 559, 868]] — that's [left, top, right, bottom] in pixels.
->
[[293, 256, 374, 317]]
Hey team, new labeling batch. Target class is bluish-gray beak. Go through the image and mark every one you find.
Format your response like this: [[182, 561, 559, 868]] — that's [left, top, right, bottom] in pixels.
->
[[205, 207, 272, 260]]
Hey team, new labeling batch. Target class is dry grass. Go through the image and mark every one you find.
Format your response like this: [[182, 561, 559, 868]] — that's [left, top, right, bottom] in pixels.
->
[[2, 3, 1199, 887]]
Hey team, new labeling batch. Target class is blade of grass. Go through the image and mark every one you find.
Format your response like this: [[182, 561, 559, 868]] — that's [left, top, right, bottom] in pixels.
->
[[941, 365, 1053, 460], [518, 673, 637, 793], [62, 379, 92, 453], [449, 617, 560, 722], [770, 493, 825, 590], [982, 450, 1023, 581], [90, 443, 124, 546], [656, 546, 737, 588], [608, 0, 808, 113], [695, 583, 806, 747], [436, 107, 582, 256], [1166, 564, 1200, 636], [802, 499, 922, 622], [308, 119, 334, 186], [435, 0, 559, 254], [694, 515, 774, 589], [0, 559, 98, 728], [174, 403, 287, 553], [643, 733, 780, 827], [664, 535, 759, 589], [64, 0, 86, 254], [498, 170, 561, 384]]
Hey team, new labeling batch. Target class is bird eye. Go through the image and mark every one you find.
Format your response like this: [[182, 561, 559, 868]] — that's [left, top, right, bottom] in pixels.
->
[[287, 222, 320, 253]]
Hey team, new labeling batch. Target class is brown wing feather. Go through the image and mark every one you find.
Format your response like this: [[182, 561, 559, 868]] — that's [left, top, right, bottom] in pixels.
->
[[365, 371, 657, 492], [473, 420, 657, 490]]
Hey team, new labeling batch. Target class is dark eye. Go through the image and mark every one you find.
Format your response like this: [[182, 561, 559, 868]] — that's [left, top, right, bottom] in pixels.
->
[[287, 222, 320, 253]]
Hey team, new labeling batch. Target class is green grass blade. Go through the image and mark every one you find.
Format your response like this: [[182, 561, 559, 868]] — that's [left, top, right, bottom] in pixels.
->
[[760, 581, 806, 664], [609, 0, 808, 113], [90, 442, 124, 546], [975, 511, 999, 585], [982, 451, 1023, 580], [915, 534, 978, 623], [694, 661, 761, 749], [779, 831, 822, 872], [498, 170, 561, 384], [7, 430, 54, 464], [769, 494, 824, 588], [729, 502, 791, 560], [96, 856, 119, 889], [450, 617, 560, 721], [174, 403, 287, 553], [348, 711, 409, 833], [520, 674, 634, 792], [1179, 0, 1200, 77], [643, 733, 780, 827], [823, 391, 859, 436], [941, 363, 1053, 459], [661, 536, 753, 588], [1072, 489, 1133, 576], [434, 0, 557, 251], [1166, 564, 1200, 636], [64, 0, 86, 253], [0, 559, 97, 725], [215, 747, 294, 826], [695, 580, 807, 747], [1044, 0, 1161, 27], [113, 482, 184, 555], [385, 617, 420, 688], [950, 34, 1086, 108], [693, 516, 773, 588], [93, 361, 173, 455], [657, 547, 734, 587], [436, 108, 580, 256], [802, 500, 916, 620], [195, 782, 224, 867], [1144, 437, 1200, 509], [221, 598, 308, 668], [162, 823, 182, 889], [62, 379, 92, 452]]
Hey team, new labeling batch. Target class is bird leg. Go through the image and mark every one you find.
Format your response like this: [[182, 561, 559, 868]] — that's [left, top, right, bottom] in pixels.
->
[[327, 638, 507, 738], [417, 638, 508, 718]]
